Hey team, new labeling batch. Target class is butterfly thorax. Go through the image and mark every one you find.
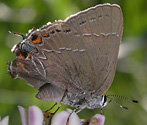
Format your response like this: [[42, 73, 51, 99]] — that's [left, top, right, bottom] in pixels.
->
[[65, 92, 104, 109]]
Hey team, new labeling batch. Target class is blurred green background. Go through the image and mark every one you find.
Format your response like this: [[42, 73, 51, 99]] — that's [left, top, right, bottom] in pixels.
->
[[0, 0, 146, 124]]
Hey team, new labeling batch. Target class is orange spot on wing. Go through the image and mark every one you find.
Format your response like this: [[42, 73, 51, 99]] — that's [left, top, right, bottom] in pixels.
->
[[43, 33, 49, 37], [27, 53, 31, 61], [17, 52, 25, 59], [32, 35, 42, 44], [17, 62, 24, 66], [12, 74, 17, 78]]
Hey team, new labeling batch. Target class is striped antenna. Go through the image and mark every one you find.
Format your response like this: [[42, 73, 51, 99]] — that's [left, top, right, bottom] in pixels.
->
[[107, 96, 128, 110], [107, 95, 139, 103]]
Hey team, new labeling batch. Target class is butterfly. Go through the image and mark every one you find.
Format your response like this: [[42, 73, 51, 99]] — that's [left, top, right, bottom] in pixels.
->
[[9, 4, 138, 112]]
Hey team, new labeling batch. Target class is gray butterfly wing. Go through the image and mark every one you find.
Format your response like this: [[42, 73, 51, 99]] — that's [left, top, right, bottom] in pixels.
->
[[9, 58, 65, 102], [9, 4, 123, 102]]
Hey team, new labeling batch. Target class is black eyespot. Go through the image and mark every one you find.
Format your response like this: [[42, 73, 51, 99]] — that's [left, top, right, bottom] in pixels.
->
[[15, 49, 21, 56], [64, 29, 71, 33], [56, 29, 61, 32], [98, 15, 102, 19], [32, 34, 38, 41], [50, 30, 55, 34], [90, 17, 96, 21], [66, 29, 71, 32], [31, 34, 42, 44], [79, 21, 86, 25], [22, 52, 27, 58]]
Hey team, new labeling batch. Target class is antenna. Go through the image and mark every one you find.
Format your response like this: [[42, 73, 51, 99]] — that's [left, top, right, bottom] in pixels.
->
[[106, 95, 139, 110], [8, 31, 26, 40], [107, 96, 128, 110], [107, 95, 139, 103]]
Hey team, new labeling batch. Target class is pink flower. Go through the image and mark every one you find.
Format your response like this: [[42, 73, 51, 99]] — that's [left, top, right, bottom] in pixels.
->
[[89, 114, 105, 125], [0, 116, 9, 125], [52, 108, 105, 125], [51, 108, 81, 125], [18, 105, 105, 125], [18, 105, 44, 125]]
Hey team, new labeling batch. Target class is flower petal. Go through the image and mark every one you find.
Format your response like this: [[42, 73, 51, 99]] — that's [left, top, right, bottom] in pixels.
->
[[0, 116, 9, 125], [89, 114, 105, 125], [51, 110, 69, 125], [66, 109, 81, 125], [51, 108, 81, 125], [28, 105, 44, 125], [18, 105, 28, 125]]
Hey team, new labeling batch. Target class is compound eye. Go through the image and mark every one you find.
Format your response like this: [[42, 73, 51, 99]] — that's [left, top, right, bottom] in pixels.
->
[[101, 95, 107, 106]]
